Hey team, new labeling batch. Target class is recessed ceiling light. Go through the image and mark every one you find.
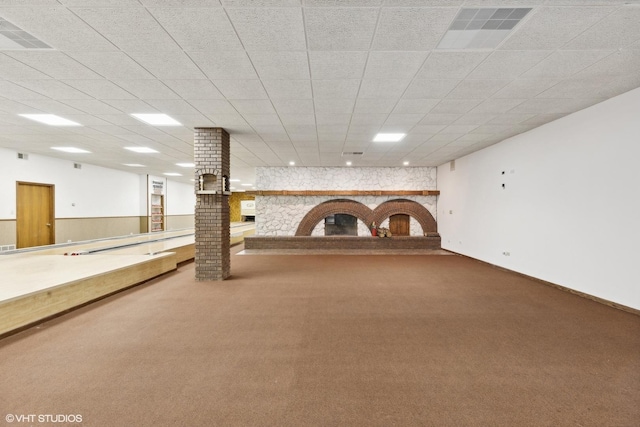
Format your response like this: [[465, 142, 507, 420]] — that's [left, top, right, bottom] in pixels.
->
[[176, 162, 195, 167], [230, 187, 236, 190], [373, 133, 406, 142], [346, 161, 352, 166], [123, 163, 145, 167], [403, 161, 410, 166], [164, 172, 182, 176], [130, 113, 181, 126], [21, 114, 81, 126], [289, 161, 295, 166], [229, 179, 241, 182], [241, 183, 253, 186], [124, 146, 158, 153], [51, 147, 90, 153]]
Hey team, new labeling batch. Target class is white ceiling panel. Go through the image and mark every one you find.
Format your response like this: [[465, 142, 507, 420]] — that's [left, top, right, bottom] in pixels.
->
[[226, 7, 306, 51], [468, 98, 527, 114], [249, 51, 310, 79], [314, 99, 355, 114], [61, 80, 137, 100], [446, 80, 510, 99], [563, 7, 640, 50], [230, 100, 277, 115], [309, 51, 368, 79], [418, 114, 461, 125], [305, 7, 378, 50], [213, 80, 268, 99], [262, 80, 313, 99], [101, 99, 159, 114], [521, 50, 613, 79], [415, 51, 489, 79], [373, 7, 458, 50], [68, 52, 155, 80], [272, 99, 315, 115], [188, 100, 237, 115], [364, 51, 428, 79], [493, 79, 560, 99], [312, 80, 360, 99], [354, 98, 397, 114], [129, 52, 206, 80], [149, 7, 242, 51], [112, 80, 179, 100], [392, 99, 439, 115], [358, 80, 410, 99], [59, 100, 124, 115], [189, 51, 258, 80], [403, 80, 460, 99], [467, 51, 552, 79], [144, 99, 203, 115], [509, 98, 604, 114], [5, 51, 102, 79], [0, 54, 51, 80], [430, 99, 482, 115], [12, 80, 92, 100], [0, 81, 47, 100], [162, 80, 225, 100]]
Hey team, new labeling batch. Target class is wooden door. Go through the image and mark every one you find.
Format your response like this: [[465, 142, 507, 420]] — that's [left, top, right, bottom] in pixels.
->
[[16, 182, 55, 248], [389, 214, 410, 236]]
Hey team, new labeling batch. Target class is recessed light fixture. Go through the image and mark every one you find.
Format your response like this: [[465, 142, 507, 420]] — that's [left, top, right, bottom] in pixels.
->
[[130, 113, 181, 126], [403, 161, 410, 166], [164, 172, 182, 176], [21, 114, 81, 126], [124, 146, 158, 154], [346, 161, 352, 166], [229, 179, 241, 182], [241, 183, 253, 186], [123, 163, 145, 167], [51, 147, 90, 153], [373, 133, 406, 142], [289, 161, 295, 166], [176, 162, 195, 167]]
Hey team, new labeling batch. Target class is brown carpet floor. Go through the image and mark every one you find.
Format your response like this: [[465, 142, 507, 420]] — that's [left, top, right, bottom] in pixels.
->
[[1, 250, 639, 427]]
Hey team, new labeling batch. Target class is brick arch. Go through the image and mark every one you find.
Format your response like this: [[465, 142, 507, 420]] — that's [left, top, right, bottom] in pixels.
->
[[372, 199, 437, 233], [295, 199, 374, 236]]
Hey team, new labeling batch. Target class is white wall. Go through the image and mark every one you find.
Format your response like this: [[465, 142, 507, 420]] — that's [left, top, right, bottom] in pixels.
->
[[0, 148, 142, 219], [167, 179, 196, 216], [437, 88, 640, 310]]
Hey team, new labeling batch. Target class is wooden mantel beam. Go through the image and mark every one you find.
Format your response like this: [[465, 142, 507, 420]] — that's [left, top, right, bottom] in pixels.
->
[[245, 190, 440, 196]]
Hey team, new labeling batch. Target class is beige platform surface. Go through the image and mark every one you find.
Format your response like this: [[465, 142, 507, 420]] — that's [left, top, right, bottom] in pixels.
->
[[0, 252, 173, 303]]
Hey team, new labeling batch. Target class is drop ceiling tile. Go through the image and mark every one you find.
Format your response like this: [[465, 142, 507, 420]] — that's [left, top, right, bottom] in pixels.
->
[[415, 51, 489, 79], [392, 99, 439, 114], [279, 114, 316, 126], [429, 99, 482, 115], [384, 114, 424, 126], [407, 124, 446, 134], [309, 51, 368, 79], [467, 51, 552, 79], [500, 6, 616, 50], [0, 81, 47, 100], [493, 79, 560, 98], [354, 98, 397, 114], [5, 51, 102, 80], [213, 80, 268, 99], [403, 80, 460, 99], [0, 54, 51, 80], [97, 114, 152, 126], [61, 80, 137, 100], [188, 100, 238, 115], [350, 114, 387, 125], [230, 100, 276, 115], [19, 99, 88, 116], [418, 114, 460, 125], [373, 7, 458, 50], [520, 113, 567, 127], [441, 124, 480, 134], [521, 50, 613, 79], [272, 99, 315, 115], [249, 51, 310, 79], [564, 8, 640, 50], [162, 80, 225, 100], [0, 7, 116, 51], [149, 7, 242, 50], [364, 51, 428, 79], [574, 48, 640, 78], [447, 80, 510, 99], [314, 98, 355, 114], [305, 7, 378, 50], [71, 7, 181, 51], [315, 114, 351, 125], [67, 52, 155, 80], [508, 98, 604, 114], [12, 80, 92, 100], [262, 80, 313, 99], [312, 80, 360, 99], [358, 79, 410, 99], [486, 114, 536, 125], [226, 7, 306, 50], [112, 80, 179, 100], [243, 115, 282, 127], [189, 51, 257, 80], [468, 98, 527, 114], [59, 100, 124, 115], [102, 99, 158, 114], [145, 99, 202, 115], [128, 52, 206, 80], [211, 114, 249, 126]]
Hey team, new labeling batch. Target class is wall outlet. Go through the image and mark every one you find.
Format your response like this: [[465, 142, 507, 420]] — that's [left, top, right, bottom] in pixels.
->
[[503, 251, 511, 256]]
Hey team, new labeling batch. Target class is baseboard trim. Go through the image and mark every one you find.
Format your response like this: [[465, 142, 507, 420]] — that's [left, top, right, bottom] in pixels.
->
[[443, 249, 640, 317]]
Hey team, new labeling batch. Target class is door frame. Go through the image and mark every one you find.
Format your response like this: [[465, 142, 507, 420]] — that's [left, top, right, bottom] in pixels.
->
[[16, 181, 55, 248]]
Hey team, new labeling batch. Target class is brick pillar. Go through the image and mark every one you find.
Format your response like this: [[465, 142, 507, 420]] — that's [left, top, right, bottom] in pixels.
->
[[194, 128, 230, 281]]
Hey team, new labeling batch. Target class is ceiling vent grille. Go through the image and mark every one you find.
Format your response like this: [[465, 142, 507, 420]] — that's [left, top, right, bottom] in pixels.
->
[[0, 17, 52, 50], [342, 151, 364, 156], [437, 8, 531, 50]]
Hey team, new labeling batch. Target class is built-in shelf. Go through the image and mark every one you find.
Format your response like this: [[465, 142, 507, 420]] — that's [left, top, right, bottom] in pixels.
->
[[246, 190, 440, 196]]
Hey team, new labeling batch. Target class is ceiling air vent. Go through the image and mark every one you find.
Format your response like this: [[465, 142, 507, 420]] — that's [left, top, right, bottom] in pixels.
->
[[437, 8, 531, 50], [342, 151, 364, 156], [0, 17, 52, 50], [17, 152, 28, 160]]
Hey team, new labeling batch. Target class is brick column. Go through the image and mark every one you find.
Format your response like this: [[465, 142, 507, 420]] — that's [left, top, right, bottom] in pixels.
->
[[194, 127, 230, 281]]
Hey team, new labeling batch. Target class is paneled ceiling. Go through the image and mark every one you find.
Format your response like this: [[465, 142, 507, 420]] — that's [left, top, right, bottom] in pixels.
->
[[1, 0, 639, 188]]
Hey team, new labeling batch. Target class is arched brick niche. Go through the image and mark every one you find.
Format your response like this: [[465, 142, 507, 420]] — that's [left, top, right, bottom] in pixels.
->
[[372, 199, 437, 234], [295, 198, 437, 236], [295, 199, 374, 236]]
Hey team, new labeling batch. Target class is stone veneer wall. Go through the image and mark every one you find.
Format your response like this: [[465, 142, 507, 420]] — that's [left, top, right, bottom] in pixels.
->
[[255, 167, 437, 236]]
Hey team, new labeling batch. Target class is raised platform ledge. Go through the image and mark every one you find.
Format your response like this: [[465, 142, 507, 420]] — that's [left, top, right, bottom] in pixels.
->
[[244, 234, 441, 251]]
